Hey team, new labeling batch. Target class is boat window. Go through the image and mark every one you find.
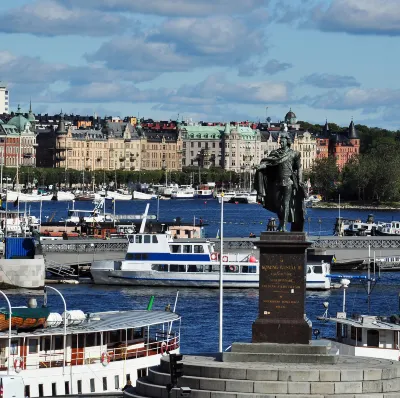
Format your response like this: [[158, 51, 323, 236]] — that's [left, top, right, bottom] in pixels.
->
[[151, 264, 168, 272], [142, 253, 149, 260], [39, 384, 44, 397], [307, 266, 312, 273], [367, 329, 379, 347], [170, 264, 186, 272], [314, 266, 323, 274], [109, 330, 120, 343], [134, 253, 141, 260], [144, 235, 151, 243], [65, 381, 70, 395], [125, 253, 134, 260], [28, 338, 38, 354], [183, 245, 192, 253], [25, 386, 30, 398], [136, 235, 142, 243], [152, 235, 158, 243], [10, 339, 18, 355], [134, 329, 143, 339], [86, 333, 97, 347], [194, 245, 204, 253], [71, 334, 84, 349], [138, 368, 147, 378], [90, 379, 95, 393], [171, 245, 181, 253], [128, 235, 134, 243], [103, 377, 108, 391], [77, 380, 82, 394], [54, 335, 63, 350], [188, 264, 203, 272], [52, 382, 57, 396], [126, 374, 131, 382], [115, 375, 120, 390], [351, 326, 362, 342], [41, 336, 51, 352]]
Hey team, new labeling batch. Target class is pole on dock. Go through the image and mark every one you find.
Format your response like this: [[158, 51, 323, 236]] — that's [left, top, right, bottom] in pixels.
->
[[367, 245, 371, 312], [219, 193, 224, 352]]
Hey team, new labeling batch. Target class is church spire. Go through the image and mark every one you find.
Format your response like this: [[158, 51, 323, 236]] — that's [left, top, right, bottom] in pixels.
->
[[56, 110, 67, 135], [348, 119, 358, 139]]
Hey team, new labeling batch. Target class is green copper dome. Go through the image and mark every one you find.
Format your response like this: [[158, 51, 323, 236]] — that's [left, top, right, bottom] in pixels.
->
[[8, 104, 30, 133]]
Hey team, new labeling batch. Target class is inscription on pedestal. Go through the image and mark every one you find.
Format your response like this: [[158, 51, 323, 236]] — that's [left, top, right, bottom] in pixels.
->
[[259, 253, 305, 319], [252, 232, 312, 344]]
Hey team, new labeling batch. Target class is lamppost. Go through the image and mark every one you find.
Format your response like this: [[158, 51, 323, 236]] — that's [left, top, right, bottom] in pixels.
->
[[44, 285, 67, 375], [0, 290, 12, 375]]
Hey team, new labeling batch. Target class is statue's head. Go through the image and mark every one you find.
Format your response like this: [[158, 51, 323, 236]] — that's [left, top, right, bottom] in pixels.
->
[[279, 131, 291, 148]]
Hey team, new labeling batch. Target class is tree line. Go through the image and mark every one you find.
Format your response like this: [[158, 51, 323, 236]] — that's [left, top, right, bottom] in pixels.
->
[[305, 122, 400, 203]]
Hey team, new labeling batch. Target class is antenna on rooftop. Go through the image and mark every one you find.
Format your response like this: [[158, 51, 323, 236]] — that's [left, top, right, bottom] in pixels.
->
[[265, 106, 268, 122]]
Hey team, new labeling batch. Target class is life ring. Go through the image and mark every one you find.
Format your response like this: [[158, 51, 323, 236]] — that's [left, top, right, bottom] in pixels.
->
[[222, 256, 228, 262], [211, 253, 218, 261], [160, 341, 167, 355], [14, 357, 23, 373], [101, 352, 111, 367]]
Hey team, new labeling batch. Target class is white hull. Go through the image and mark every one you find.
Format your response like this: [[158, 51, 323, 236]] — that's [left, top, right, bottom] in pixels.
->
[[91, 267, 329, 290], [5, 191, 54, 202], [1, 349, 178, 397], [133, 191, 156, 200], [107, 191, 132, 200], [56, 191, 75, 201], [171, 193, 195, 199]]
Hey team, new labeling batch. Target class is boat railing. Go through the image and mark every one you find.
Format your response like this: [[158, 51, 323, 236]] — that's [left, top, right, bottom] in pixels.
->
[[1, 335, 180, 371]]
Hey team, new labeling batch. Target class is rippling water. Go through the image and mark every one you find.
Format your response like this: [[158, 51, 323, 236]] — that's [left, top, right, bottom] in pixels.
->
[[6, 271, 400, 354], [20, 199, 399, 238]]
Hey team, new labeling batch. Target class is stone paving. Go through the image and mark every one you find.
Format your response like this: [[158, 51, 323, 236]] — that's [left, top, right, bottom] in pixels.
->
[[125, 354, 400, 398]]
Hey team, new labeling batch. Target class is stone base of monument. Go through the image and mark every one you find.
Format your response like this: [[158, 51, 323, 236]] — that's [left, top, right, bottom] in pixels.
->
[[129, 352, 400, 397], [222, 342, 338, 365]]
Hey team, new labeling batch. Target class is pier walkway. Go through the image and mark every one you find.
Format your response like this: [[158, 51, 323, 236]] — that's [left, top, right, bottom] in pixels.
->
[[41, 236, 400, 266]]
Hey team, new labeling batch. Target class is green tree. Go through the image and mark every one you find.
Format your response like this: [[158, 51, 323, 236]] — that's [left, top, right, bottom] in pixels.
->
[[309, 157, 339, 200]]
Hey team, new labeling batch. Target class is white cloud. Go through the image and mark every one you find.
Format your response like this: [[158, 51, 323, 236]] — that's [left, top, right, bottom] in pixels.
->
[[313, 0, 400, 36], [301, 73, 360, 88], [60, 0, 269, 17], [0, 0, 134, 36]]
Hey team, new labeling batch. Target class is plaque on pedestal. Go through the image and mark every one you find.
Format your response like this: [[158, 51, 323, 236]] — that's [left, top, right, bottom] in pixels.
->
[[252, 232, 312, 344]]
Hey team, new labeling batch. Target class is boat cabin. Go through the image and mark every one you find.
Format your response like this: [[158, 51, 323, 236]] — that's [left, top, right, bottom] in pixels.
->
[[329, 313, 400, 361], [0, 306, 180, 397]]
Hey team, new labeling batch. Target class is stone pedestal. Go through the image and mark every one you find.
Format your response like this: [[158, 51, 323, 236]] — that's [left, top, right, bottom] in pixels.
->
[[252, 232, 312, 344]]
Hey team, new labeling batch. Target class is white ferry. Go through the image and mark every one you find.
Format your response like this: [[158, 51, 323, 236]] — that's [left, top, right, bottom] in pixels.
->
[[91, 232, 331, 289], [171, 186, 196, 199], [0, 296, 181, 397], [375, 221, 400, 236], [326, 312, 400, 361]]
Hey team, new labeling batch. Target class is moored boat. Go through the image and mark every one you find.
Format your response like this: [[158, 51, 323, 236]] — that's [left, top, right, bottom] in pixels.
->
[[133, 191, 156, 200], [375, 220, 400, 236], [0, 307, 50, 331], [0, 294, 181, 397]]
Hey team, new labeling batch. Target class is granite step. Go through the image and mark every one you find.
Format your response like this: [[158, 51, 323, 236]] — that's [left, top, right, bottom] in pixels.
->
[[231, 343, 330, 355], [222, 352, 338, 364]]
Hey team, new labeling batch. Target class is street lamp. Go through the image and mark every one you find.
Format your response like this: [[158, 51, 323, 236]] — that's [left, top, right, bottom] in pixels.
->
[[44, 285, 67, 374], [0, 291, 12, 375]]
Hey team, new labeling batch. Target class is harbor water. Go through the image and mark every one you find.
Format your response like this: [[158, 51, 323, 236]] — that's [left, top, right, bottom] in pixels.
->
[[5, 272, 400, 354], [19, 199, 400, 237], [5, 200, 400, 353]]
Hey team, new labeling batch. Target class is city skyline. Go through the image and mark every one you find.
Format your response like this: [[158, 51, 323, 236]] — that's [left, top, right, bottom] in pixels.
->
[[0, 0, 398, 128]]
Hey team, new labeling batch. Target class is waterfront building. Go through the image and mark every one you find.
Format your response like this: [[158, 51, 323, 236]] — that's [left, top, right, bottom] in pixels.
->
[[316, 120, 330, 160], [329, 119, 360, 169], [0, 104, 37, 167], [0, 83, 9, 114], [141, 125, 183, 171], [180, 123, 225, 168], [260, 130, 279, 157], [292, 130, 317, 170]]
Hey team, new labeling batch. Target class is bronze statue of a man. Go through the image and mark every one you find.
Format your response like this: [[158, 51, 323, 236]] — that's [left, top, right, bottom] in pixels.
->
[[254, 126, 305, 232]]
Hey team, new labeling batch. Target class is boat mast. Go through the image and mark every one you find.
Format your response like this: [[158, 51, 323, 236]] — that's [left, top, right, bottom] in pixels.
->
[[219, 193, 224, 352]]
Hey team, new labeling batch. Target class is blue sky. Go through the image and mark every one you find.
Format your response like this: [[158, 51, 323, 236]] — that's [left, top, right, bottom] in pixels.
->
[[0, 0, 398, 129]]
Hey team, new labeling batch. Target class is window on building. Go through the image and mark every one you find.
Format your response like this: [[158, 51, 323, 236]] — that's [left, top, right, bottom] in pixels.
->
[[198, 142, 201, 148]]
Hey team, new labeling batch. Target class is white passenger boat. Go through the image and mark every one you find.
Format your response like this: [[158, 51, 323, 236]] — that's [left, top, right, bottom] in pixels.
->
[[375, 221, 400, 236], [133, 191, 156, 200], [171, 186, 196, 199], [107, 190, 132, 201], [325, 312, 400, 361], [91, 231, 330, 289], [0, 296, 181, 397]]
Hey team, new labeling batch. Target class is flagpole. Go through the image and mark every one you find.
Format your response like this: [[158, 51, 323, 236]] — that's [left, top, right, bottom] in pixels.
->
[[219, 193, 224, 352]]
